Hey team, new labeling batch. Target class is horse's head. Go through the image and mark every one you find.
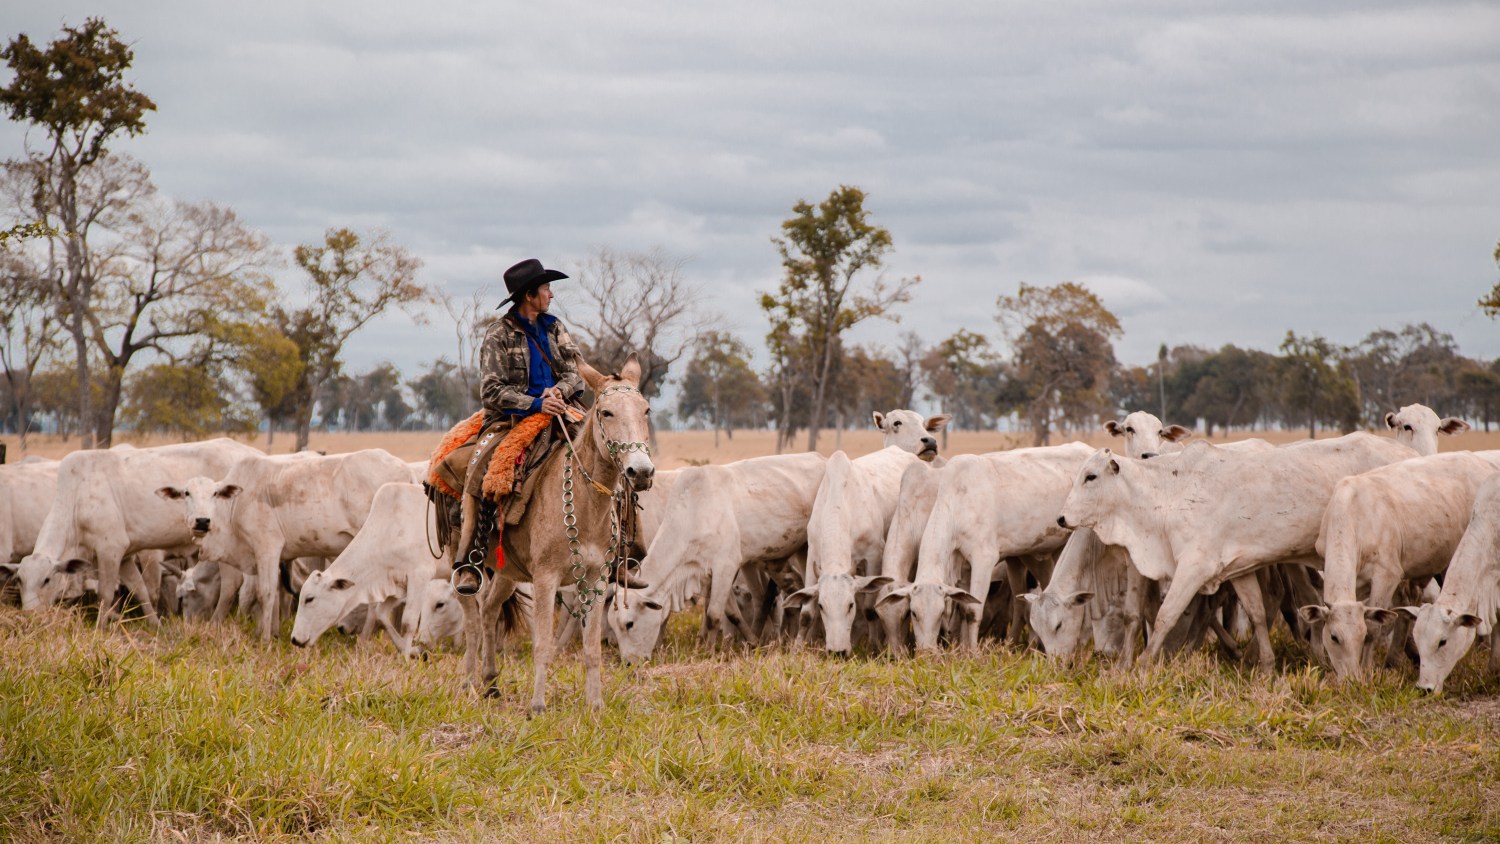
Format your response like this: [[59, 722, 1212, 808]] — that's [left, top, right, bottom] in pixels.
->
[[579, 352, 657, 490]]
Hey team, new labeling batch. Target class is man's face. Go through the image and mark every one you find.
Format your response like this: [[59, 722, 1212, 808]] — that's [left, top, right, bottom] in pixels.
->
[[525, 282, 554, 313]]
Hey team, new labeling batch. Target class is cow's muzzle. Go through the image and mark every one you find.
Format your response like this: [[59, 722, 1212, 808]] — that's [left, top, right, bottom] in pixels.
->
[[192, 517, 211, 534]]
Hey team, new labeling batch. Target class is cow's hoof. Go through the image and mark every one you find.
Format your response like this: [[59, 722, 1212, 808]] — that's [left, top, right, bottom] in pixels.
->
[[529, 703, 546, 716], [483, 683, 502, 699]]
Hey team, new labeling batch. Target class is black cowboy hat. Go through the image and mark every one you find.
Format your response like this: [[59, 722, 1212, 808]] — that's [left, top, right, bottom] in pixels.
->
[[496, 258, 569, 308]]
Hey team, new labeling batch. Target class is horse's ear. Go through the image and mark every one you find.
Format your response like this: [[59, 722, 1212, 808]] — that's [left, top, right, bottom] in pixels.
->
[[578, 359, 607, 392], [619, 352, 642, 386]]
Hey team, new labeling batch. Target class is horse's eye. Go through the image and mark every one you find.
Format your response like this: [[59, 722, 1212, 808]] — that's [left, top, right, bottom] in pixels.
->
[[601, 410, 614, 418]]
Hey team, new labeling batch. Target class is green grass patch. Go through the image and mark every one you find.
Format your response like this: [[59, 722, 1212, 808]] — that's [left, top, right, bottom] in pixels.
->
[[1, 605, 1497, 841]]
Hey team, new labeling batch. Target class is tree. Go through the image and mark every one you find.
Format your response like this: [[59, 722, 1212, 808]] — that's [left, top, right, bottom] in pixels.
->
[[280, 227, 431, 452], [1172, 345, 1276, 435], [1275, 331, 1360, 437], [0, 230, 59, 446], [677, 331, 767, 447], [921, 328, 1001, 443], [1480, 238, 1500, 317], [566, 247, 707, 403], [1345, 323, 1461, 425], [120, 361, 256, 438], [409, 358, 470, 429], [2, 18, 155, 449], [996, 282, 1122, 445], [761, 185, 917, 452]]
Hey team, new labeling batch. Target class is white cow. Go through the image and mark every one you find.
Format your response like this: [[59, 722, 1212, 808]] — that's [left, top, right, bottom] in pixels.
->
[[1385, 404, 1468, 456], [873, 457, 948, 655], [1058, 433, 1418, 669], [881, 443, 1095, 652], [163, 448, 411, 639], [1301, 451, 1500, 681], [789, 447, 927, 653], [405, 460, 429, 484], [417, 578, 535, 652], [289, 482, 441, 655], [0, 457, 57, 565], [17, 438, 262, 626], [1104, 411, 1191, 459], [1400, 473, 1500, 693], [608, 452, 826, 660]]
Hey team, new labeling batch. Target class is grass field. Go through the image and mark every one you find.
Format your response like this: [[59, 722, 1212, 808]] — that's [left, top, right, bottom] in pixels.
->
[[5, 425, 1500, 840], [2, 605, 1499, 842]]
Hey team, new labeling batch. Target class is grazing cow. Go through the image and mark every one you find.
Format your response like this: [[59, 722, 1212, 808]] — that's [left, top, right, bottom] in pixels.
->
[[163, 449, 411, 639], [789, 447, 925, 654], [1400, 474, 1500, 694], [1028, 435, 1277, 661], [289, 482, 440, 654], [0, 458, 57, 565], [882, 443, 1095, 652], [609, 452, 827, 657], [418, 579, 534, 652], [1058, 433, 1418, 669], [1385, 404, 1469, 455], [18, 438, 262, 626], [1301, 451, 1500, 681], [873, 457, 947, 655]]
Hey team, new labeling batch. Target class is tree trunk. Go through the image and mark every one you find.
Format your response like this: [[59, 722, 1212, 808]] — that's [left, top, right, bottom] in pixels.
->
[[93, 364, 126, 448]]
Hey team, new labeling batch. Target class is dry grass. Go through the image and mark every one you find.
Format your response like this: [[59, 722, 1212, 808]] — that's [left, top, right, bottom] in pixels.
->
[[12, 425, 1500, 468]]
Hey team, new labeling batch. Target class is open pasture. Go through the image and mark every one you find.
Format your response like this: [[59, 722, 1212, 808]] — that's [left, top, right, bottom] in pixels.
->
[[2, 604, 1498, 842]]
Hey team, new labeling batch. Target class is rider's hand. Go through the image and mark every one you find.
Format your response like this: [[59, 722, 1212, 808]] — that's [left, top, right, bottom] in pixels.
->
[[540, 391, 567, 416]]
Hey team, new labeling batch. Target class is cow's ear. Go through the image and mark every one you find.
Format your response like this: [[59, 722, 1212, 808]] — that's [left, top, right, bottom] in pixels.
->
[[1069, 591, 1095, 606], [640, 599, 665, 612], [1297, 604, 1329, 624], [1104, 420, 1123, 437], [1384, 412, 1398, 430], [62, 558, 91, 574], [856, 575, 894, 593], [924, 414, 951, 433], [214, 485, 241, 500], [784, 586, 818, 607], [943, 585, 982, 607], [0, 562, 16, 581], [156, 486, 185, 500], [1107, 458, 1120, 475], [1457, 613, 1483, 629], [1394, 605, 1421, 621], [876, 585, 913, 608], [1365, 607, 1399, 625], [1439, 418, 1470, 436], [330, 578, 354, 591], [1162, 425, 1191, 443], [1021, 593, 1041, 605], [872, 411, 887, 432]]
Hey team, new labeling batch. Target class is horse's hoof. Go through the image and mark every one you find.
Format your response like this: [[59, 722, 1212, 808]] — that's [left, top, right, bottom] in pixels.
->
[[529, 703, 546, 716], [483, 683, 502, 699]]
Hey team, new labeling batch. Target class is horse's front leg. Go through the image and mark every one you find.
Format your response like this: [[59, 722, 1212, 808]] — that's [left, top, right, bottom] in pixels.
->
[[582, 567, 606, 709], [529, 569, 562, 714]]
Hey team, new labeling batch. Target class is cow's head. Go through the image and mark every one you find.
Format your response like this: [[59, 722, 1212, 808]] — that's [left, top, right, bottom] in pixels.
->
[[607, 587, 668, 664], [415, 579, 465, 652], [786, 574, 892, 656], [1384, 404, 1469, 457], [873, 409, 949, 462], [1057, 449, 1122, 531], [12, 553, 93, 610], [176, 562, 220, 622], [1104, 411, 1190, 460], [879, 582, 981, 652], [157, 476, 240, 540], [1400, 604, 1482, 694], [580, 353, 656, 490], [1298, 601, 1398, 682], [1024, 590, 1094, 658], [289, 569, 357, 649]]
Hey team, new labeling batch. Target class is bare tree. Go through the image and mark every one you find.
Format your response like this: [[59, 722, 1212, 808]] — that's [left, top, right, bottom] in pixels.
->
[[441, 285, 497, 407], [0, 240, 59, 448], [564, 246, 709, 401]]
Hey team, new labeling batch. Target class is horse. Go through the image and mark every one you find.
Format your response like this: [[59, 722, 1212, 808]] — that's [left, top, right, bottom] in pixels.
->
[[452, 353, 656, 711]]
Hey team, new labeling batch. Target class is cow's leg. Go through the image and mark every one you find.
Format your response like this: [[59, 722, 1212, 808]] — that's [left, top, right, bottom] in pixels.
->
[[1365, 567, 1405, 671], [117, 557, 161, 627], [212, 564, 241, 623], [704, 561, 740, 649], [1228, 573, 1274, 671], [1488, 631, 1500, 675], [582, 569, 606, 709], [93, 547, 127, 628], [961, 553, 1000, 649], [1117, 567, 1148, 664], [1004, 558, 1029, 645], [1144, 567, 1217, 664], [255, 551, 282, 641], [528, 569, 562, 714]]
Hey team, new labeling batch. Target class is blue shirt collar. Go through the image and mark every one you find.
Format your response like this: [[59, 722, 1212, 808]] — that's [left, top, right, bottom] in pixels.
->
[[507, 307, 557, 333]]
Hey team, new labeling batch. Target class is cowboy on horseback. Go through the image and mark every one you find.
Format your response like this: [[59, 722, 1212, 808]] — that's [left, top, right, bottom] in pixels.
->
[[450, 257, 586, 595]]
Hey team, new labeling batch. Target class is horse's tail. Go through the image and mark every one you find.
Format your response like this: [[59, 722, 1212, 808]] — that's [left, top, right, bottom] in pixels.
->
[[495, 584, 533, 641]]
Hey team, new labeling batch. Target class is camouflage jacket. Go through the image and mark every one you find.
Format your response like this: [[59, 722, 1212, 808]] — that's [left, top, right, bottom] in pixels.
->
[[479, 310, 586, 420]]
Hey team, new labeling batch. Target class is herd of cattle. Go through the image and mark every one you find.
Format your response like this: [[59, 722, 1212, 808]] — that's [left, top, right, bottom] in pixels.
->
[[2, 403, 1499, 697]]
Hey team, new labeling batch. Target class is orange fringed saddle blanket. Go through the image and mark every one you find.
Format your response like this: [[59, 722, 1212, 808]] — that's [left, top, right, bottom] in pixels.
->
[[426, 411, 554, 502]]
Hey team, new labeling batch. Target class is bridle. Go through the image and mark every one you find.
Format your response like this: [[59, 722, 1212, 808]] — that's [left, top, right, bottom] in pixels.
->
[[558, 382, 653, 622]]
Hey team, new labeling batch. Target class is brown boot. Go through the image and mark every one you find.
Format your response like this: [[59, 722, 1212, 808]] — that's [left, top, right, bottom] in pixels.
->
[[452, 563, 486, 596]]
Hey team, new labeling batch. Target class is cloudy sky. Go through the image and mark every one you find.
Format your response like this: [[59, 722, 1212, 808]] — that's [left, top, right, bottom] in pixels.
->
[[4, 1, 1499, 399]]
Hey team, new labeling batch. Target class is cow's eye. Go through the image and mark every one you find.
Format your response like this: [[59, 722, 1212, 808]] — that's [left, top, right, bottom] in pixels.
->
[[304, 596, 314, 605], [1330, 634, 1341, 644], [41, 576, 50, 585], [1084, 473, 1097, 483], [435, 602, 446, 610], [1438, 638, 1447, 648], [1126, 427, 1135, 434], [625, 621, 635, 630], [1404, 425, 1413, 432], [893, 421, 901, 430]]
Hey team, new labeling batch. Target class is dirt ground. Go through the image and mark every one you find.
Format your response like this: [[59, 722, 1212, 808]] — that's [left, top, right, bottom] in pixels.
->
[[9, 424, 1500, 469]]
